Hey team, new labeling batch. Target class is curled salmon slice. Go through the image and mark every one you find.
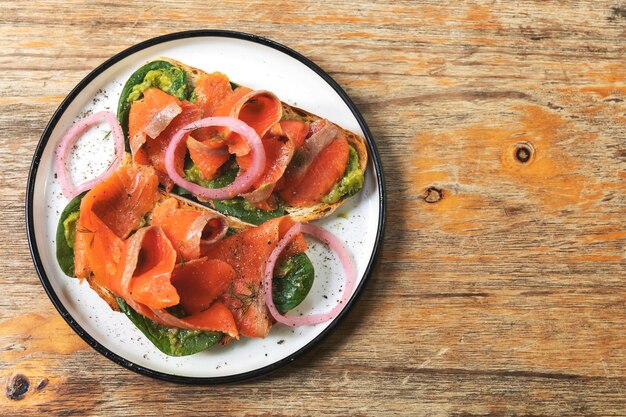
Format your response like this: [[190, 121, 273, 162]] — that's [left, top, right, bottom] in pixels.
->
[[151, 197, 228, 262], [110, 226, 178, 310], [239, 132, 295, 206], [236, 119, 310, 207], [171, 258, 236, 315], [178, 302, 239, 338], [279, 134, 349, 207], [187, 74, 283, 179], [187, 136, 230, 181], [153, 301, 239, 339], [226, 90, 282, 156], [193, 73, 252, 144], [114, 226, 238, 338], [281, 120, 339, 185], [278, 120, 350, 207], [193, 72, 233, 117], [133, 100, 202, 190], [74, 163, 159, 287], [129, 88, 182, 161], [278, 119, 309, 150]]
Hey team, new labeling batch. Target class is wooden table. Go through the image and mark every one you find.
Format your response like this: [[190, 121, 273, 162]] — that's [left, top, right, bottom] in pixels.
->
[[2, 1, 625, 415]]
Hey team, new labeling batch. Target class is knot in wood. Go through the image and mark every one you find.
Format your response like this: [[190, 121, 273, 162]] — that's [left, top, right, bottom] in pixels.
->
[[514, 141, 535, 164], [6, 373, 29, 401], [424, 187, 443, 203]]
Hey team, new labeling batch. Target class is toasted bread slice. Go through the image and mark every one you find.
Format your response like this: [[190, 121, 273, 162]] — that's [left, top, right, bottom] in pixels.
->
[[84, 190, 255, 312], [157, 57, 368, 223]]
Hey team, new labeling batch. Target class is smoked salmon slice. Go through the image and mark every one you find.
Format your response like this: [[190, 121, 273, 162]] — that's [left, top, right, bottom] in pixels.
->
[[192, 72, 279, 156], [202, 216, 307, 338], [138, 101, 202, 190], [192, 72, 252, 145], [151, 197, 227, 262], [278, 122, 349, 207], [225, 90, 282, 157], [114, 225, 238, 338], [171, 258, 236, 315], [193, 72, 233, 117], [235, 120, 309, 208], [129, 88, 182, 163], [122, 226, 179, 310], [278, 119, 309, 150], [179, 301, 239, 338], [74, 162, 160, 288], [239, 131, 295, 207], [187, 136, 230, 181]]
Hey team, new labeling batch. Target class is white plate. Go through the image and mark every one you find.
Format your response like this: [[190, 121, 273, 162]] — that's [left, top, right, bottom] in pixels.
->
[[26, 30, 385, 383]]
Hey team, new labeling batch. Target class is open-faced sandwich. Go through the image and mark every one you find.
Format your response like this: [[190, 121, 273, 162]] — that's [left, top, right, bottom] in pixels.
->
[[116, 58, 368, 225], [56, 157, 355, 356], [53, 57, 365, 356]]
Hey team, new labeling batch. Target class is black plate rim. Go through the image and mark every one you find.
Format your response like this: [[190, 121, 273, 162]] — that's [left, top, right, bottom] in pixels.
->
[[25, 29, 386, 384]]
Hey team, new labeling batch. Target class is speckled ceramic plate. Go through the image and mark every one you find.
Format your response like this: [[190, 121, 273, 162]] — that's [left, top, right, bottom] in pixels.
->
[[26, 30, 385, 383]]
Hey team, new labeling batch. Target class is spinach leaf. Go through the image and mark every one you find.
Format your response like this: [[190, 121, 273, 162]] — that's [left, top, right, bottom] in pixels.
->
[[273, 253, 315, 313], [55, 193, 86, 276], [116, 298, 222, 356], [211, 199, 284, 226]]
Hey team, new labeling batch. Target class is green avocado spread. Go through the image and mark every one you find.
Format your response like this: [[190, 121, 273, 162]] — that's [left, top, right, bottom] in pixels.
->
[[127, 68, 186, 103], [322, 146, 364, 204], [185, 162, 237, 190], [63, 211, 80, 249]]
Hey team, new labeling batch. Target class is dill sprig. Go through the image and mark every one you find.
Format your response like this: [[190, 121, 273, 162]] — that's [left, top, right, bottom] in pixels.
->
[[228, 282, 259, 317]]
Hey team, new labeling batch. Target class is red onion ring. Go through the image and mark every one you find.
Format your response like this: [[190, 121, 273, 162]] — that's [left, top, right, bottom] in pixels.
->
[[55, 111, 124, 199], [165, 117, 265, 200], [264, 223, 357, 326]]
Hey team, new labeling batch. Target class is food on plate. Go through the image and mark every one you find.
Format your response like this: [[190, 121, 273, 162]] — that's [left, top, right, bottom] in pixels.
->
[[116, 58, 368, 225], [55, 152, 355, 356]]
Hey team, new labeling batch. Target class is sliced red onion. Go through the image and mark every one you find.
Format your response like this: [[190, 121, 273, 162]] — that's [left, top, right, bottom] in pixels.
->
[[264, 223, 357, 326], [165, 117, 265, 200], [55, 111, 124, 199]]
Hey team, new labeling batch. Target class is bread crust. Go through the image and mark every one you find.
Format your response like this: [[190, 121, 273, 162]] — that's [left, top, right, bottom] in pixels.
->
[[158, 57, 368, 223]]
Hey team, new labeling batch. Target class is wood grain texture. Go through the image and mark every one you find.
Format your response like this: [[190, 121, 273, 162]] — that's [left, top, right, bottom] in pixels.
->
[[1, 0, 625, 415]]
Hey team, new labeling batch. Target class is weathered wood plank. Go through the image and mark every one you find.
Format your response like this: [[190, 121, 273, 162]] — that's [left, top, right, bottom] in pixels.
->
[[0, 0, 624, 415]]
